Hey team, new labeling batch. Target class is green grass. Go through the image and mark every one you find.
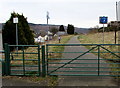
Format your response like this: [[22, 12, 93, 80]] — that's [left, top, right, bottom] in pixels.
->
[[10, 46, 39, 65], [10, 35, 73, 68], [78, 32, 120, 79], [10, 35, 73, 65], [4, 35, 73, 86], [78, 32, 120, 59], [10, 35, 73, 67], [47, 35, 73, 59], [78, 32, 119, 44]]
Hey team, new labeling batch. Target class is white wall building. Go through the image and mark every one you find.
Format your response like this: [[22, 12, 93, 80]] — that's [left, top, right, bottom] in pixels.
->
[[117, 1, 120, 21], [34, 35, 48, 43], [117, 1, 120, 43]]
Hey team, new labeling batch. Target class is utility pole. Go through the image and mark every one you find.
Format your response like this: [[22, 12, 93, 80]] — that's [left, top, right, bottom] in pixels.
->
[[46, 11, 50, 25], [116, 2, 119, 21], [46, 11, 51, 40], [115, 2, 118, 44]]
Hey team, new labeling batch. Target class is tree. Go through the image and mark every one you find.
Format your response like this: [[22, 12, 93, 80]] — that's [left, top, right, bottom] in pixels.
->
[[49, 27, 58, 35], [59, 25, 65, 31], [2, 12, 34, 50], [67, 24, 75, 34]]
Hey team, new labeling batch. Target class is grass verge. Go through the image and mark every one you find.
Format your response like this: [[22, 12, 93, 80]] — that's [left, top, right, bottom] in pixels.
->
[[3, 35, 73, 86], [78, 32, 120, 80], [47, 35, 74, 59]]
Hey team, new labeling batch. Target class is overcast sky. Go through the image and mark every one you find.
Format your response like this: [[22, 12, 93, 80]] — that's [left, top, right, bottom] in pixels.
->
[[0, 0, 118, 28]]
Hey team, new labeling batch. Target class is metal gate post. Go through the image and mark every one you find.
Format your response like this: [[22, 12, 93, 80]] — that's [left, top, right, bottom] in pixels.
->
[[38, 45, 41, 76], [46, 45, 48, 75], [98, 45, 100, 76], [42, 45, 46, 77], [22, 46, 25, 75], [4, 43, 10, 76]]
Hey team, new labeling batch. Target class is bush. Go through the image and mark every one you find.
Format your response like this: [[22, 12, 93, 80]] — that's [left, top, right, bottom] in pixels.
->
[[67, 24, 74, 34], [2, 12, 34, 51], [59, 25, 65, 31]]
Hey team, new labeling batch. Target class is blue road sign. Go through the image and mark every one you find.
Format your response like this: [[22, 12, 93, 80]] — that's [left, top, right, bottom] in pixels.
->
[[99, 16, 108, 24]]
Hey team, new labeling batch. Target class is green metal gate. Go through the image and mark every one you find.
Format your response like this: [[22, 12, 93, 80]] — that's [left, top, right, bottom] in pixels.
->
[[46, 44, 120, 77], [2, 43, 120, 77], [3, 43, 45, 76]]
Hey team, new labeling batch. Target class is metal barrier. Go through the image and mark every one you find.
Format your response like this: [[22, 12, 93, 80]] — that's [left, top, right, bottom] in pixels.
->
[[3, 43, 45, 76], [2, 43, 120, 77], [46, 44, 120, 77]]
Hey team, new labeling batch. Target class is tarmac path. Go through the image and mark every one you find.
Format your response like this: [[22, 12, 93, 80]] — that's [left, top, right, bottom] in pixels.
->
[[57, 36, 119, 86], [2, 77, 46, 87]]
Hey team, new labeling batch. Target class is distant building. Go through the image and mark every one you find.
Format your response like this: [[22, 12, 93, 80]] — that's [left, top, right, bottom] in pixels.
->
[[117, 1, 120, 21], [47, 31, 53, 35], [57, 31, 66, 36], [108, 21, 120, 27], [111, 2, 120, 27]]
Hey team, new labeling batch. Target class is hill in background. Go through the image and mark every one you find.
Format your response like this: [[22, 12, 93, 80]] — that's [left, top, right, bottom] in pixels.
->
[[29, 23, 90, 35], [0, 23, 91, 35]]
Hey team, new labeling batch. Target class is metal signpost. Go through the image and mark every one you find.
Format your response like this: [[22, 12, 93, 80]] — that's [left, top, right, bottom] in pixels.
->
[[99, 16, 108, 43], [13, 17, 18, 53]]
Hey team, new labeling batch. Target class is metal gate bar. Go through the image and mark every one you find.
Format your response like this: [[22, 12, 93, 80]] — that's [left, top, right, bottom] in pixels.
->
[[4, 43, 42, 76], [46, 44, 120, 77]]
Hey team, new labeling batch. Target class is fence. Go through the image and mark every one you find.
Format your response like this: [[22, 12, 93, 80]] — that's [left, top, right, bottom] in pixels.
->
[[46, 44, 120, 77], [2, 43, 46, 77], [1, 43, 120, 77]]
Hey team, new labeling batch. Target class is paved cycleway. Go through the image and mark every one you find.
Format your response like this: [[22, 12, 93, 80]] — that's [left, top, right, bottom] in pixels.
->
[[58, 36, 119, 86]]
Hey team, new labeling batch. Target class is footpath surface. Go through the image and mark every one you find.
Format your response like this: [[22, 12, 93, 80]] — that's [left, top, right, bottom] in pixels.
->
[[2, 77, 45, 86], [58, 36, 119, 86]]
